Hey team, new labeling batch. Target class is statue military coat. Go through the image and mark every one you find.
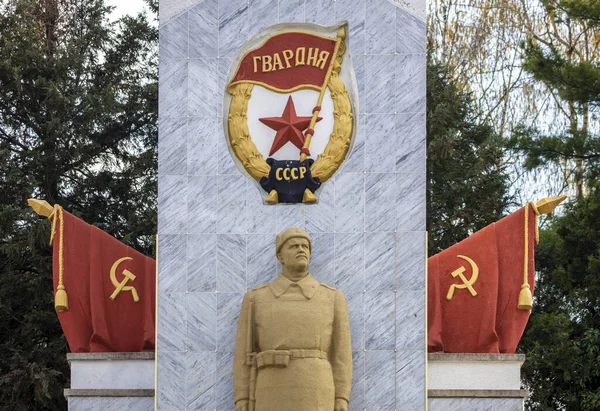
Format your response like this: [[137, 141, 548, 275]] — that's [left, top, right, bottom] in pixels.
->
[[233, 273, 352, 411]]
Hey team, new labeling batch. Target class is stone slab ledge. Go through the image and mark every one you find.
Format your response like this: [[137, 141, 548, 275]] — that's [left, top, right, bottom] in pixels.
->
[[428, 353, 525, 363], [67, 352, 155, 362], [64, 389, 154, 398], [428, 389, 528, 398]]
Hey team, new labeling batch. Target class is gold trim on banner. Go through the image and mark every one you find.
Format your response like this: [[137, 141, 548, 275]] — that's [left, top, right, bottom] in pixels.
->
[[48, 204, 69, 312], [518, 203, 533, 311], [518, 195, 567, 310], [28, 199, 68, 311], [229, 81, 323, 94]]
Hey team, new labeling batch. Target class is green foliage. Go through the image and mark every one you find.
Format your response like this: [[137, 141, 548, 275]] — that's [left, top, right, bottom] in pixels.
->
[[427, 0, 600, 407], [509, 125, 600, 184], [426, 62, 512, 254], [0, 0, 157, 409], [511, 0, 600, 195], [559, 0, 600, 24], [510, 3, 600, 409], [521, 191, 600, 410], [521, 39, 600, 107]]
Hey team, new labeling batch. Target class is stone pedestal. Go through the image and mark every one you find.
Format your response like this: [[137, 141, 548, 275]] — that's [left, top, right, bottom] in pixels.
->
[[428, 353, 527, 411], [65, 352, 154, 411]]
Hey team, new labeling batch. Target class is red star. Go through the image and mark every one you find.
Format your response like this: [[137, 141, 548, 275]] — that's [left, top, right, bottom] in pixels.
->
[[259, 96, 322, 156]]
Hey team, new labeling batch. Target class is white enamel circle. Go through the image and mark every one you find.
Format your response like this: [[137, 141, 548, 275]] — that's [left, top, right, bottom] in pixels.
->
[[246, 86, 334, 161]]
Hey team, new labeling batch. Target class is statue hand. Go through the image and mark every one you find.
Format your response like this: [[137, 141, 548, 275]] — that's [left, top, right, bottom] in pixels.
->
[[235, 400, 249, 411], [334, 398, 348, 411]]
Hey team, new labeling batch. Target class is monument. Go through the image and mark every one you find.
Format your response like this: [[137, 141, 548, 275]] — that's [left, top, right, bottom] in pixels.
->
[[28, 1, 566, 410], [37, 1, 425, 409], [157, 0, 427, 409]]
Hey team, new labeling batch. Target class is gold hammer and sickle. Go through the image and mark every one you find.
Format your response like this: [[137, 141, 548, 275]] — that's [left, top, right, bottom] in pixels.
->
[[109, 257, 140, 302], [446, 254, 479, 300]]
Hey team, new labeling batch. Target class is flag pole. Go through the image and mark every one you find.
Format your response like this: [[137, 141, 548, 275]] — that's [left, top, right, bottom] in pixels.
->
[[299, 27, 345, 162]]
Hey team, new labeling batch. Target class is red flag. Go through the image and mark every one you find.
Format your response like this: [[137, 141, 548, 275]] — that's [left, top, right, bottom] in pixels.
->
[[228, 31, 338, 93], [427, 204, 537, 353], [428, 226, 500, 353], [51, 206, 155, 352]]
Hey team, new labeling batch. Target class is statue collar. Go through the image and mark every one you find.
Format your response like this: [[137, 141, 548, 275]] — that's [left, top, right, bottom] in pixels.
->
[[269, 273, 319, 299]]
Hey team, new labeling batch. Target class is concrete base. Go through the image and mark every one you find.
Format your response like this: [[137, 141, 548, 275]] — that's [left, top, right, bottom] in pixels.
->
[[427, 353, 527, 411], [66, 352, 155, 411], [65, 352, 527, 410]]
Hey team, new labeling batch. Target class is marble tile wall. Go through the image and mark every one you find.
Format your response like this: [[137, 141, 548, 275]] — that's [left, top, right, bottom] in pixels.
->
[[157, 0, 426, 410], [428, 398, 525, 411], [68, 397, 154, 411]]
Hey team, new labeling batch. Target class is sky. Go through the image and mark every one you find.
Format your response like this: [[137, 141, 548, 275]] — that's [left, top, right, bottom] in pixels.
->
[[106, 0, 148, 19]]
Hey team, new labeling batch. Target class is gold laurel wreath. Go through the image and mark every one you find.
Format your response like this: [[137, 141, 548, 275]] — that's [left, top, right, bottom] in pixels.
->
[[227, 40, 353, 183]]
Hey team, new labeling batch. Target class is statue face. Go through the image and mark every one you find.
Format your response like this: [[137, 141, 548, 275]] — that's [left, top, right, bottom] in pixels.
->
[[278, 237, 311, 275]]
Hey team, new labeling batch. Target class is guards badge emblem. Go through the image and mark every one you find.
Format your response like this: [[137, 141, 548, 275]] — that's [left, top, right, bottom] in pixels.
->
[[223, 22, 358, 204]]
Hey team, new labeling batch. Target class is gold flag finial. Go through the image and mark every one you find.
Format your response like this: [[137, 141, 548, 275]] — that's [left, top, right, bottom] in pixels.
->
[[535, 195, 568, 215], [27, 199, 54, 218]]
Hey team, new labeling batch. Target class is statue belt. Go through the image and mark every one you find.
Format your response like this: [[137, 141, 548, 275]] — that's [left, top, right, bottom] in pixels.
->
[[247, 349, 328, 369]]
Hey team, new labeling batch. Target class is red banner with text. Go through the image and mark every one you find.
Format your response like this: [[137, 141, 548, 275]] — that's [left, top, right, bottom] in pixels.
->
[[228, 31, 338, 93], [51, 208, 155, 352]]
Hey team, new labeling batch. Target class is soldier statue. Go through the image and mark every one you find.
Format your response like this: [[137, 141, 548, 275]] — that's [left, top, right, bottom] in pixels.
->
[[234, 227, 352, 411]]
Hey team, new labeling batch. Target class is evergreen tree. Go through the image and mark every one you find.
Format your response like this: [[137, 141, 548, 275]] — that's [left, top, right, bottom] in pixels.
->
[[513, 2, 600, 409], [521, 191, 600, 410], [426, 61, 512, 254], [560, 0, 600, 24], [0, 0, 157, 409], [511, 0, 600, 196]]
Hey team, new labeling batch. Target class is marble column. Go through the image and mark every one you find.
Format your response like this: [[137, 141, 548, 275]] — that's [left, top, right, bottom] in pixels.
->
[[157, 0, 426, 409]]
